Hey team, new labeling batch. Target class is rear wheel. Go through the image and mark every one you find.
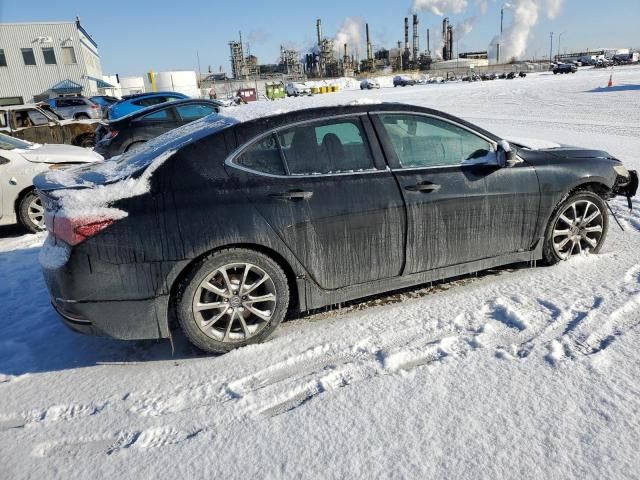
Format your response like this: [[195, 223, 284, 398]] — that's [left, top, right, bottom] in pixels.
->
[[18, 190, 45, 233], [542, 191, 609, 265], [76, 134, 96, 148], [75, 113, 90, 120], [176, 248, 290, 353]]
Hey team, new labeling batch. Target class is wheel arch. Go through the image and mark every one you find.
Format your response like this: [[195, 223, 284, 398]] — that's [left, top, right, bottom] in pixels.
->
[[13, 185, 36, 216]]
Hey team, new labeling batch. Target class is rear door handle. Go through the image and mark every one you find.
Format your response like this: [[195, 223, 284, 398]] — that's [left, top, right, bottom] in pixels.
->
[[270, 190, 313, 201], [405, 183, 441, 193]]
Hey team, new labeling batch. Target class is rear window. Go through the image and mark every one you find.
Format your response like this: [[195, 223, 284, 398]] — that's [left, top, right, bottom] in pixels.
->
[[133, 97, 167, 107], [55, 98, 88, 107]]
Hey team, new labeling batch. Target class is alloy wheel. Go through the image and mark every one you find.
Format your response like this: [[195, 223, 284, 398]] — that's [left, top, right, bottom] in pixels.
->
[[552, 199, 604, 260], [192, 263, 277, 343], [27, 196, 45, 230]]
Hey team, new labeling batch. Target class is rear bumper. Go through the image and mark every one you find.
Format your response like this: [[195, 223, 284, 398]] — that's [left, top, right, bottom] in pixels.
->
[[51, 295, 168, 340], [40, 236, 172, 341]]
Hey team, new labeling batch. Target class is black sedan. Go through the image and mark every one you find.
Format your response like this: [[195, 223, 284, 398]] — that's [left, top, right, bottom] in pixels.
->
[[35, 103, 638, 354], [94, 99, 222, 158]]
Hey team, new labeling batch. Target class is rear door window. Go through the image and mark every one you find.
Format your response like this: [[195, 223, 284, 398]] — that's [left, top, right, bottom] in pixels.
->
[[278, 118, 375, 175], [236, 134, 286, 176]]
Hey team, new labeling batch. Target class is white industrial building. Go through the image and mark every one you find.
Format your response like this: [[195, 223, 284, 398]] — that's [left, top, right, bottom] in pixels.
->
[[0, 19, 111, 105]]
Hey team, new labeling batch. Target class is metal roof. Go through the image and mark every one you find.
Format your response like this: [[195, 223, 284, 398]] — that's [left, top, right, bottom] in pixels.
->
[[50, 79, 83, 93]]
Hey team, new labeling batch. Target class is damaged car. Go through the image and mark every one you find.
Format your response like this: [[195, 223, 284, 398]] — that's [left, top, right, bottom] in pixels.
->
[[0, 104, 99, 148], [34, 103, 638, 354]]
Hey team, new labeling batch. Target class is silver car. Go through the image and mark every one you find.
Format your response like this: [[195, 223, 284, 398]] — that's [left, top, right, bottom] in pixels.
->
[[0, 133, 102, 232], [48, 97, 102, 120]]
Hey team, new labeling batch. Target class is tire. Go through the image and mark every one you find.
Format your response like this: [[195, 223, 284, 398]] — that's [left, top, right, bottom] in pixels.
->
[[75, 113, 90, 120], [175, 248, 290, 353], [76, 134, 96, 148], [18, 190, 45, 233], [542, 191, 609, 265]]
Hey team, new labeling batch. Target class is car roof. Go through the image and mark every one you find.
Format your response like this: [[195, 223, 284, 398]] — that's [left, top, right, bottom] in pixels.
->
[[107, 98, 220, 124], [0, 103, 49, 111], [120, 91, 187, 101], [225, 102, 501, 143]]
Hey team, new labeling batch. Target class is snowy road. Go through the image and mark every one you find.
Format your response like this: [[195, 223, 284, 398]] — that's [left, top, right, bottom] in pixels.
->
[[2, 67, 640, 479]]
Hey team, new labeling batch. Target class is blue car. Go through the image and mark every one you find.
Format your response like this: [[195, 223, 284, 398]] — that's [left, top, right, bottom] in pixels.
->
[[107, 91, 189, 120]]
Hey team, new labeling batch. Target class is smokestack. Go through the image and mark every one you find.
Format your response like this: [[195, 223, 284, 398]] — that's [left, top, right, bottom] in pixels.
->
[[448, 24, 454, 60], [412, 14, 419, 62], [366, 23, 373, 62], [404, 17, 409, 51], [442, 18, 449, 60], [316, 18, 322, 45], [427, 28, 430, 54]]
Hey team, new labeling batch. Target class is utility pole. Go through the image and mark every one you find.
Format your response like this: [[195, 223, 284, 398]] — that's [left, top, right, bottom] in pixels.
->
[[549, 32, 554, 64], [558, 31, 566, 60]]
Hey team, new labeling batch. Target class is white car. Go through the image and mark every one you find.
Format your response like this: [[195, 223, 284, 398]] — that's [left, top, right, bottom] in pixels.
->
[[360, 79, 380, 90], [285, 82, 312, 97], [0, 133, 103, 232]]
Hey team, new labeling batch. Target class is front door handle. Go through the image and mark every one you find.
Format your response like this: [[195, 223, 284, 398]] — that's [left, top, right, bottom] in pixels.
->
[[270, 190, 313, 201], [405, 182, 441, 193]]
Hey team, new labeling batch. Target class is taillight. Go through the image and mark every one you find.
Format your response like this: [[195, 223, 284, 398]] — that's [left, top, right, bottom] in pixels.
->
[[105, 129, 119, 140], [50, 215, 114, 246]]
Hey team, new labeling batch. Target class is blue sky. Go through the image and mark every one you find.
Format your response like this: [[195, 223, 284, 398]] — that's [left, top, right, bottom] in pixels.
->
[[1, 0, 638, 76]]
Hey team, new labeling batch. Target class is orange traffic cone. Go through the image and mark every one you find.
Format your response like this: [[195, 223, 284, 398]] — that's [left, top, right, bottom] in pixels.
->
[[608, 74, 614, 88]]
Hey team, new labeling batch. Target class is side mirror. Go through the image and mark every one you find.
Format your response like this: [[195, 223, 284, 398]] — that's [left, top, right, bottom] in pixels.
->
[[497, 140, 516, 167]]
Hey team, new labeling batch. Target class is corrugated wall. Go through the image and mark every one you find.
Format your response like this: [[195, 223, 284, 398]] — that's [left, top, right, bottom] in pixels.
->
[[0, 22, 103, 103]]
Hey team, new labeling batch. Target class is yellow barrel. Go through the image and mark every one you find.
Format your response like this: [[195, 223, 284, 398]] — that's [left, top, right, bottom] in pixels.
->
[[331, 85, 339, 92], [311, 86, 319, 94]]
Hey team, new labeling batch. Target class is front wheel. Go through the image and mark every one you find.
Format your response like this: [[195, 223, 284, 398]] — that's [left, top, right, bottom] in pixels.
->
[[542, 191, 609, 265], [176, 248, 290, 353], [18, 190, 45, 233]]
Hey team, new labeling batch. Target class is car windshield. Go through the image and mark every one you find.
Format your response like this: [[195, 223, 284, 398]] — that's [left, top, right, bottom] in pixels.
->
[[0, 132, 33, 150]]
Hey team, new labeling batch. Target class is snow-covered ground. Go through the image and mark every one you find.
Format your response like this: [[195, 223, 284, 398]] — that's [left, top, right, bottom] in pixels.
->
[[2, 66, 640, 480]]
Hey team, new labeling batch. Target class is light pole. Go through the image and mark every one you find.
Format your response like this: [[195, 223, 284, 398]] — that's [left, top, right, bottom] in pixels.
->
[[549, 32, 554, 64], [558, 31, 566, 61]]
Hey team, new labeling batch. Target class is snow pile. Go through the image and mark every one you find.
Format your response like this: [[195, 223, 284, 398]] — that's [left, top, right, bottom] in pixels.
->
[[52, 149, 176, 219], [38, 236, 71, 269], [2, 66, 640, 480]]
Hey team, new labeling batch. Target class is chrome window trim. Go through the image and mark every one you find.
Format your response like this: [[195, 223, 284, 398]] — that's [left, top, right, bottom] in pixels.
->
[[225, 113, 382, 179]]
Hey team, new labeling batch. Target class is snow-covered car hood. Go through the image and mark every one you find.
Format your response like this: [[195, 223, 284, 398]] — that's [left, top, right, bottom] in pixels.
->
[[19, 144, 103, 164]]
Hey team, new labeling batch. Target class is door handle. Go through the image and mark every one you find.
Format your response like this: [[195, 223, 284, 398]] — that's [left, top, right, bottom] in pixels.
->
[[270, 190, 313, 201], [405, 183, 441, 193]]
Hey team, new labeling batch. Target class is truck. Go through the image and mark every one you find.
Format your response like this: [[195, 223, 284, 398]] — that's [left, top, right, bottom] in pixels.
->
[[0, 103, 100, 147]]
